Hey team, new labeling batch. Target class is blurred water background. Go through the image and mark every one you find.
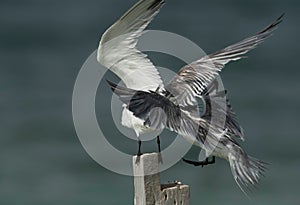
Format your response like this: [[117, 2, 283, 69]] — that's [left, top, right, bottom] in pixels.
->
[[1, 0, 299, 204]]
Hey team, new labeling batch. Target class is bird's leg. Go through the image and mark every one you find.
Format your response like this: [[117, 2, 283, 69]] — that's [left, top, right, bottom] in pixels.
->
[[156, 136, 163, 164], [137, 137, 142, 157], [156, 136, 161, 153], [135, 136, 143, 164], [183, 156, 216, 167]]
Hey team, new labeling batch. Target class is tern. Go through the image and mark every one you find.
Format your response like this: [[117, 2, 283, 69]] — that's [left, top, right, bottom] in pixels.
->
[[97, 0, 283, 193]]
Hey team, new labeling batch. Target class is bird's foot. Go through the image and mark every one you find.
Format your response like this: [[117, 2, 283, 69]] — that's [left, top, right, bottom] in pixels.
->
[[135, 138, 143, 164], [137, 151, 143, 157], [183, 156, 215, 167], [135, 151, 143, 164], [158, 152, 163, 164], [157, 136, 161, 153], [156, 136, 163, 164]]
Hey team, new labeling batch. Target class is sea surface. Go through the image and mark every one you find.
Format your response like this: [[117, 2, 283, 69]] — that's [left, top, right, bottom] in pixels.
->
[[1, 0, 300, 204]]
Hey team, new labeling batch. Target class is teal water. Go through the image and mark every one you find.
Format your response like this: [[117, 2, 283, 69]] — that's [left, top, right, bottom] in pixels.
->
[[1, 0, 300, 204]]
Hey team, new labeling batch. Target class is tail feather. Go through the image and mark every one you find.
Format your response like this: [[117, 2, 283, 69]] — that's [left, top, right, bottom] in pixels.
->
[[228, 146, 267, 195]]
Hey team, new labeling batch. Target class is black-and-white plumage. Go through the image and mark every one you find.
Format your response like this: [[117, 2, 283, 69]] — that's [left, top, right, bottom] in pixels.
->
[[97, 0, 283, 194], [107, 80, 215, 146]]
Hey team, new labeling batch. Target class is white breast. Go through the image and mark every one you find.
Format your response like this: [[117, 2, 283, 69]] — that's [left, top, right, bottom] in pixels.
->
[[121, 106, 152, 136]]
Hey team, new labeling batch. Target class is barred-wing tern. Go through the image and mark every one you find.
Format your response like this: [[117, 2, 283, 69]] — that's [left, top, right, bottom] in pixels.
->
[[97, 0, 283, 193]]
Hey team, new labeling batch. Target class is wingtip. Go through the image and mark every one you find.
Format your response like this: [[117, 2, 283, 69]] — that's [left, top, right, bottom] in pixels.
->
[[273, 13, 285, 26], [147, 0, 165, 10], [106, 79, 118, 92], [257, 13, 285, 35], [278, 13, 285, 21]]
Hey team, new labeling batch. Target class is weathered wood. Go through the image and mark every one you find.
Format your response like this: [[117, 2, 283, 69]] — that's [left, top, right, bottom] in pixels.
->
[[133, 153, 190, 205]]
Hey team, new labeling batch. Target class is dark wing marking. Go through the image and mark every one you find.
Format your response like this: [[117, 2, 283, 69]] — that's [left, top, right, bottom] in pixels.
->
[[107, 80, 216, 144]]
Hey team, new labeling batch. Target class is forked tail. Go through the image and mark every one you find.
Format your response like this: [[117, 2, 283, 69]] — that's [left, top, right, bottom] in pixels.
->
[[228, 144, 267, 196]]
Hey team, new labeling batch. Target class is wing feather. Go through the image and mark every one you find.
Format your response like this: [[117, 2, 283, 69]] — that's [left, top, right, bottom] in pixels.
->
[[98, 0, 165, 91], [106, 80, 219, 145], [165, 14, 284, 139], [166, 14, 284, 105]]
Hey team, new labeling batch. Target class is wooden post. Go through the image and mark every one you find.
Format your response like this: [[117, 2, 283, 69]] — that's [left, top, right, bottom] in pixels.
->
[[133, 153, 190, 205]]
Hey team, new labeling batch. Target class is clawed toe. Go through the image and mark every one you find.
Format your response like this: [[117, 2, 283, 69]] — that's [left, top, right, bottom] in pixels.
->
[[183, 157, 216, 167]]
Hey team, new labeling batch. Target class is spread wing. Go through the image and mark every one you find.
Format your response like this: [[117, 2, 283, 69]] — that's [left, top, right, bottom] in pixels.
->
[[97, 0, 165, 91], [166, 14, 284, 106], [165, 14, 284, 140]]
